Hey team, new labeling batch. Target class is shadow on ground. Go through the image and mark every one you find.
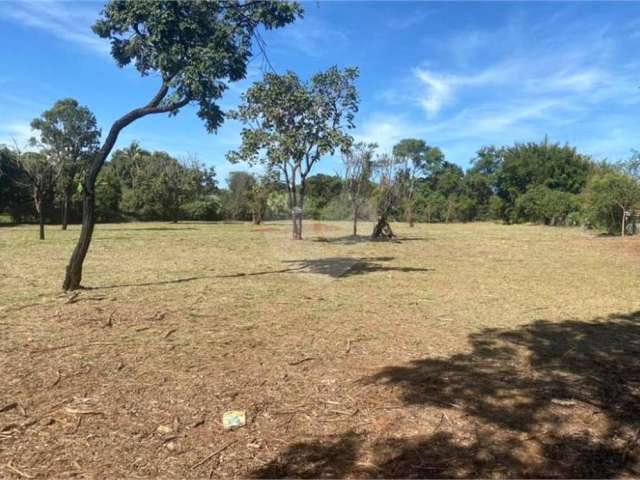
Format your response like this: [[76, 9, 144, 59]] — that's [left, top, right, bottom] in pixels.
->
[[252, 311, 640, 478], [100, 226, 198, 232], [97, 256, 432, 289], [281, 256, 432, 278], [313, 235, 426, 245]]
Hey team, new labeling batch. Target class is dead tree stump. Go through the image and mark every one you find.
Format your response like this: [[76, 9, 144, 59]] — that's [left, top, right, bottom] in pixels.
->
[[371, 215, 395, 240]]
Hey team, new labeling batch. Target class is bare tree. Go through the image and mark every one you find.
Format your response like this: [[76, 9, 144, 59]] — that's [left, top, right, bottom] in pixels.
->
[[342, 142, 376, 236], [13, 148, 58, 240], [371, 153, 402, 240]]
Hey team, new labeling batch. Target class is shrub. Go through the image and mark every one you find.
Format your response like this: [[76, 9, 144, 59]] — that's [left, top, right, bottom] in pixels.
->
[[513, 186, 580, 226], [181, 197, 221, 221]]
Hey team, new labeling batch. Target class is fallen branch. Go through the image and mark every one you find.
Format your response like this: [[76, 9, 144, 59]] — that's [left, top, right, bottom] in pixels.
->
[[104, 311, 115, 328], [0, 402, 18, 413], [50, 370, 61, 388], [191, 439, 237, 470], [288, 357, 315, 366], [64, 407, 105, 415]]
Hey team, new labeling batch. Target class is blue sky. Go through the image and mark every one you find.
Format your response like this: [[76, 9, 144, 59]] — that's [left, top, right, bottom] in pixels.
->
[[1, 1, 640, 183]]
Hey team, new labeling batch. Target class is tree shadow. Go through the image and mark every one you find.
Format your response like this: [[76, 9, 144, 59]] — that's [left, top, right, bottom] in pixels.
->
[[102, 226, 198, 232], [251, 432, 363, 479], [250, 311, 640, 478], [282, 256, 432, 278], [95, 256, 432, 289], [313, 235, 426, 245]]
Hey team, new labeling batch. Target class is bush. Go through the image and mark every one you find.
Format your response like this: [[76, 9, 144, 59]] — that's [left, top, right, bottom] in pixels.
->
[[512, 186, 580, 226], [181, 197, 221, 221]]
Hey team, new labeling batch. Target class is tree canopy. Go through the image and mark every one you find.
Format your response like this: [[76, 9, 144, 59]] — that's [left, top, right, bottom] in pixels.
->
[[30, 98, 101, 229], [227, 66, 359, 239]]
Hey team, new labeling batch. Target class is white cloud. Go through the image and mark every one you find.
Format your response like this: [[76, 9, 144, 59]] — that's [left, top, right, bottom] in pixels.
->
[[0, 1, 107, 55], [413, 69, 454, 115], [268, 15, 349, 59], [0, 121, 35, 147]]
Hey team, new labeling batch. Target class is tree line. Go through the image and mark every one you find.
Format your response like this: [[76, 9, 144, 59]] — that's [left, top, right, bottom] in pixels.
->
[[4, 133, 639, 238]]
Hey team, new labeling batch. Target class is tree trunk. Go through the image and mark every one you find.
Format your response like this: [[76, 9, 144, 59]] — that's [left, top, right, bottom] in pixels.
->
[[62, 80, 187, 290], [352, 203, 358, 236], [291, 185, 304, 240], [292, 208, 303, 240], [38, 198, 45, 241], [61, 189, 70, 230], [63, 189, 96, 290], [371, 215, 394, 240], [621, 206, 626, 238]]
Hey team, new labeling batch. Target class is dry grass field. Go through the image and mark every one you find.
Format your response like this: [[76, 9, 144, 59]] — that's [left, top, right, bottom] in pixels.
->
[[1, 221, 640, 478]]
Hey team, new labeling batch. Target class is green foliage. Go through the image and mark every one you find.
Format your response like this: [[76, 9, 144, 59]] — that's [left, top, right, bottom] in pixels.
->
[[95, 143, 217, 222], [95, 163, 123, 221], [496, 140, 592, 220], [392, 139, 443, 224], [223, 171, 257, 220], [305, 174, 343, 218], [30, 98, 100, 186], [512, 186, 581, 226], [0, 147, 32, 222], [93, 0, 302, 132], [266, 191, 290, 220], [181, 197, 221, 221], [415, 190, 447, 223], [488, 195, 506, 221], [583, 171, 640, 235], [227, 66, 359, 238]]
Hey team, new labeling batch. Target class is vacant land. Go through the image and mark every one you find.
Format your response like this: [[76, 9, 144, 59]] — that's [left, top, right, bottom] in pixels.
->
[[1, 221, 640, 478]]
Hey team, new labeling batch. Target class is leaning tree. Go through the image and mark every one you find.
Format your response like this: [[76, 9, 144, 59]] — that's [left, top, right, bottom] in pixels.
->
[[342, 142, 375, 236], [62, 0, 302, 290], [227, 66, 359, 239], [31, 98, 101, 230]]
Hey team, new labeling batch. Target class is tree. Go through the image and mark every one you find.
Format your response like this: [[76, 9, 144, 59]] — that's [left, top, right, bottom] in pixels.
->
[[305, 173, 344, 219], [342, 142, 375, 236], [465, 146, 503, 219], [0, 147, 32, 222], [583, 171, 640, 236], [249, 169, 278, 224], [30, 98, 101, 230], [15, 150, 58, 240], [228, 66, 359, 239], [63, 0, 302, 290], [513, 186, 581, 226], [495, 139, 592, 222], [392, 139, 442, 227], [429, 161, 464, 223], [371, 153, 402, 239], [225, 171, 257, 220]]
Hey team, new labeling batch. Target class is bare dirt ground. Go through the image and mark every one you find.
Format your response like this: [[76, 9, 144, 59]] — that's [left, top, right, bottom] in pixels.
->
[[1, 221, 640, 479]]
